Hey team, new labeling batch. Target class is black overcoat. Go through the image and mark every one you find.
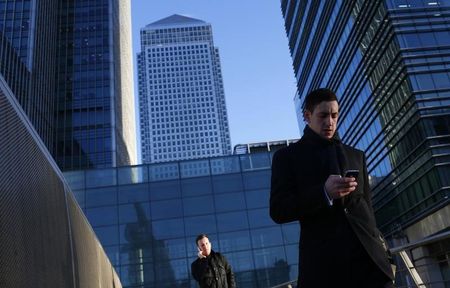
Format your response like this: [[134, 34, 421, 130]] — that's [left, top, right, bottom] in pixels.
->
[[270, 130, 394, 287]]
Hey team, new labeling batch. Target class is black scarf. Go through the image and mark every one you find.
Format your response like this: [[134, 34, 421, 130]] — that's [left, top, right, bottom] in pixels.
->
[[302, 125, 348, 177]]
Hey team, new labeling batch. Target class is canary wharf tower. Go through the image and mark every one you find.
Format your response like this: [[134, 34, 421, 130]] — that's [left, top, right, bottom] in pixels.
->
[[138, 14, 232, 163]]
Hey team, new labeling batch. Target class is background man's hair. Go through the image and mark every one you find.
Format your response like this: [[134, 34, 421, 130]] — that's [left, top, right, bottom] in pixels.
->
[[195, 233, 208, 245], [302, 88, 338, 113]]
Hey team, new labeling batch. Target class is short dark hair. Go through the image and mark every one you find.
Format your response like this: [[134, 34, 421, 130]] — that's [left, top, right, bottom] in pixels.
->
[[195, 233, 208, 246], [303, 88, 338, 113]]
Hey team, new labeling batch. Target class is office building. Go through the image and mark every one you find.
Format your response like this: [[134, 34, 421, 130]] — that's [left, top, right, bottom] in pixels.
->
[[64, 153, 299, 288], [281, 0, 450, 285], [0, 0, 59, 153], [137, 14, 232, 163], [55, 0, 137, 170], [0, 0, 137, 171]]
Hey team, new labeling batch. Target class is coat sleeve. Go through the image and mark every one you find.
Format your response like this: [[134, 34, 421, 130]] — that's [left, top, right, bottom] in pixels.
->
[[361, 153, 375, 217], [270, 148, 330, 223], [191, 260, 200, 282], [224, 256, 236, 288]]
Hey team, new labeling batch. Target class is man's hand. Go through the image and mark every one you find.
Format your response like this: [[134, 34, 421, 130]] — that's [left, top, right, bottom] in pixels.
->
[[324, 175, 357, 200], [197, 250, 206, 259]]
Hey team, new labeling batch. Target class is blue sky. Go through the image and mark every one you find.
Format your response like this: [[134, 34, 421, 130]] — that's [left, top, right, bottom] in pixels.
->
[[131, 0, 301, 149]]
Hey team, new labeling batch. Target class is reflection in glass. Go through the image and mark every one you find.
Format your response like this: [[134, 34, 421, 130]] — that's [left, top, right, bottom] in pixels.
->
[[184, 215, 217, 237], [216, 211, 249, 232], [242, 170, 271, 190], [212, 173, 243, 194], [218, 230, 252, 253], [85, 168, 117, 188], [214, 192, 246, 213], [149, 180, 180, 200], [118, 165, 148, 184], [118, 184, 149, 204], [181, 177, 212, 197], [183, 195, 214, 216]]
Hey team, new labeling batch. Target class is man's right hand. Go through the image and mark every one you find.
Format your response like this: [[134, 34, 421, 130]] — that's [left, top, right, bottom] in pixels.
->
[[324, 175, 357, 200]]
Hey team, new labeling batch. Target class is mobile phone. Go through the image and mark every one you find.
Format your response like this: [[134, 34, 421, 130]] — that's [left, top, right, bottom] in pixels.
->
[[344, 169, 359, 179]]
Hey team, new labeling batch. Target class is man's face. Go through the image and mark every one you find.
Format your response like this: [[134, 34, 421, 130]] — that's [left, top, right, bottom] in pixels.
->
[[304, 100, 339, 139], [197, 237, 212, 256]]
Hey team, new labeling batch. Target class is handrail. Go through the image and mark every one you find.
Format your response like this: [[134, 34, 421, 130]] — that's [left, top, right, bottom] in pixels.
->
[[389, 230, 450, 254], [388, 230, 450, 288], [270, 279, 297, 288]]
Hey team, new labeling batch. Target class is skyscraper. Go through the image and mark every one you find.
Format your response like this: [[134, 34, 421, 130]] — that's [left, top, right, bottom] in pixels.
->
[[0, 0, 59, 153], [281, 0, 449, 284], [0, 0, 137, 171], [55, 0, 137, 170], [138, 14, 232, 163]]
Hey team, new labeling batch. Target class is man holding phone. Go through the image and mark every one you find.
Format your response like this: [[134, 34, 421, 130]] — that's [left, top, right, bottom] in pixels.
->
[[191, 234, 235, 288], [270, 88, 394, 288]]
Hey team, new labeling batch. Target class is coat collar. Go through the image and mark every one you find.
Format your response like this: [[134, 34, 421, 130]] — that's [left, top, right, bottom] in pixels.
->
[[302, 125, 341, 146]]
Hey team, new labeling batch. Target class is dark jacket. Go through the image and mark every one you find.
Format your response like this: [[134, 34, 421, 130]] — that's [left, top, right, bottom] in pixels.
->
[[191, 250, 236, 288], [270, 126, 394, 287]]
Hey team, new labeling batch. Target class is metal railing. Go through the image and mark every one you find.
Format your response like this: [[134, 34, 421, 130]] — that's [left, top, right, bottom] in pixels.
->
[[390, 230, 450, 288]]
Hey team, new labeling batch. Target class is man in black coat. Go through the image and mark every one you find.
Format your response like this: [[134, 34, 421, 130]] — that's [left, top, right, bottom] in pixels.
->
[[270, 88, 394, 288], [191, 234, 235, 288]]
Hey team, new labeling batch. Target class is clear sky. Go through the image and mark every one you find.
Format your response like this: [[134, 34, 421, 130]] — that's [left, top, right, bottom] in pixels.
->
[[131, 0, 301, 150]]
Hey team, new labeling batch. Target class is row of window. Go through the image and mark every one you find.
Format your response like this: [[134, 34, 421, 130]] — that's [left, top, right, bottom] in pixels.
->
[[147, 70, 211, 79]]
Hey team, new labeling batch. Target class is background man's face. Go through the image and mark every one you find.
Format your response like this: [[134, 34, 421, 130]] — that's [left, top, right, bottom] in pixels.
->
[[304, 100, 339, 139], [197, 237, 212, 256]]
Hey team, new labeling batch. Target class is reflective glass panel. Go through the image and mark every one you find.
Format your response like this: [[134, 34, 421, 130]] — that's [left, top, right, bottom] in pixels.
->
[[216, 211, 249, 232], [181, 177, 212, 197], [95, 225, 119, 246], [242, 170, 271, 190], [119, 203, 151, 224], [214, 192, 246, 213], [85, 186, 117, 208], [86, 206, 118, 226], [183, 195, 214, 216], [151, 199, 183, 220], [218, 230, 252, 253], [152, 219, 185, 239], [184, 215, 217, 237], [212, 173, 244, 194], [245, 189, 270, 209], [251, 226, 284, 248], [118, 183, 149, 204], [149, 180, 181, 200]]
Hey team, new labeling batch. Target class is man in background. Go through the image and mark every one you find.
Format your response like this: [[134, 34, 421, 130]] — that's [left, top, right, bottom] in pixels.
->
[[191, 234, 235, 288]]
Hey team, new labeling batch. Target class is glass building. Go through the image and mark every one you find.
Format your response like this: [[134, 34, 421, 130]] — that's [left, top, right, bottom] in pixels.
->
[[281, 0, 449, 284], [137, 14, 232, 164], [64, 153, 299, 288], [0, 0, 59, 153], [0, 0, 137, 171], [55, 0, 137, 170]]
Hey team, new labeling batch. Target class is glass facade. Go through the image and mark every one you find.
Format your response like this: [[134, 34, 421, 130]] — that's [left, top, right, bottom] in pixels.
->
[[0, 0, 136, 171], [0, 0, 59, 153], [65, 152, 299, 288], [282, 1, 450, 285], [138, 15, 232, 164], [55, 0, 136, 171], [281, 0, 450, 236]]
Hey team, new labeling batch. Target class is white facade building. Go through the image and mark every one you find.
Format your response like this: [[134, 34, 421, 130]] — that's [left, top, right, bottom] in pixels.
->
[[138, 14, 232, 163]]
